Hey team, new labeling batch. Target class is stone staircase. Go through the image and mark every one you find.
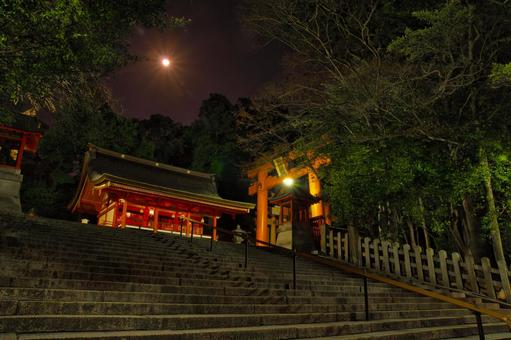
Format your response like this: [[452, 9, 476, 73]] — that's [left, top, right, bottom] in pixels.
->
[[0, 215, 509, 339]]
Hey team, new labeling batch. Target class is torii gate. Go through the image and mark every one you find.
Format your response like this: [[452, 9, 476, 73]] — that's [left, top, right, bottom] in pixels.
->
[[247, 154, 330, 245]]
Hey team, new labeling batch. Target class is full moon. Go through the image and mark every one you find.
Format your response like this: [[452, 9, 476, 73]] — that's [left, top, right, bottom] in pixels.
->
[[161, 58, 171, 67]]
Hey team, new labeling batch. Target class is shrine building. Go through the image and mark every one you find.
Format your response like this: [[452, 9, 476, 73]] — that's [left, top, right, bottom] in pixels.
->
[[70, 144, 255, 238]]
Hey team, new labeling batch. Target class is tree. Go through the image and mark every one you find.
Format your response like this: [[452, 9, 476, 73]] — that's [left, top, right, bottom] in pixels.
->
[[240, 0, 511, 263], [190, 94, 246, 198], [21, 95, 154, 218], [0, 0, 188, 123], [137, 114, 192, 168], [387, 0, 511, 264]]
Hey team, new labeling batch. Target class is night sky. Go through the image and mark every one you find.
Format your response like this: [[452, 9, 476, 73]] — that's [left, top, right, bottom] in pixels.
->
[[105, 0, 282, 124]]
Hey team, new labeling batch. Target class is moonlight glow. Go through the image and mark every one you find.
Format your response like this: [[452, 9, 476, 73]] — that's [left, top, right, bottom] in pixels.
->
[[161, 57, 171, 67]]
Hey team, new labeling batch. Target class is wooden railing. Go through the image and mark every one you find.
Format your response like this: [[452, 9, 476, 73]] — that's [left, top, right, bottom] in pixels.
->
[[324, 227, 511, 304]]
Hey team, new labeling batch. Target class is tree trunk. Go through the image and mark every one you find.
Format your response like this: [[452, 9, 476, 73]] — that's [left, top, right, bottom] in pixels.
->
[[462, 193, 485, 260], [407, 219, 417, 248], [418, 197, 430, 249], [479, 147, 507, 265]]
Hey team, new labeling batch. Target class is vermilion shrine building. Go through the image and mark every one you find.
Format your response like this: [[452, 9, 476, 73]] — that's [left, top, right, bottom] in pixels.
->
[[70, 145, 254, 237]]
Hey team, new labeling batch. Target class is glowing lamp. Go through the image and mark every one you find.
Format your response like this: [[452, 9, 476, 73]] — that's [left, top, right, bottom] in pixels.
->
[[283, 177, 294, 187]]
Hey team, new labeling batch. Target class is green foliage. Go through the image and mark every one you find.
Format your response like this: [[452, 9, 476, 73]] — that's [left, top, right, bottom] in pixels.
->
[[240, 0, 511, 258], [388, 1, 472, 63], [0, 0, 186, 121], [490, 63, 511, 86], [137, 114, 191, 168], [21, 97, 154, 218], [190, 94, 248, 200]]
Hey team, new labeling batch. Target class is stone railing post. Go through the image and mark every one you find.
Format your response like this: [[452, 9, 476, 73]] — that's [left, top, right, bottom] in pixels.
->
[[329, 229, 334, 257], [481, 257, 496, 299], [336, 231, 342, 259], [393, 242, 401, 276], [373, 239, 381, 271], [364, 237, 371, 268], [357, 236, 363, 266], [343, 233, 349, 262], [348, 224, 359, 264], [451, 252, 463, 290], [426, 248, 436, 285], [464, 255, 479, 293], [381, 240, 391, 274], [497, 260, 511, 303], [403, 244, 412, 278], [438, 250, 449, 287], [320, 224, 326, 253], [414, 246, 424, 281]]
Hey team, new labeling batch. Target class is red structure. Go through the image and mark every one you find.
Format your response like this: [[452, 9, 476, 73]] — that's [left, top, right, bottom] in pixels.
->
[[0, 125, 42, 169], [0, 115, 43, 214], [69, 145, 254, 238]]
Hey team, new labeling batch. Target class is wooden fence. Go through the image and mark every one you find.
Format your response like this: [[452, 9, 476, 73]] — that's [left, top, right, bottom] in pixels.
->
[[323, 227, 511, 303]]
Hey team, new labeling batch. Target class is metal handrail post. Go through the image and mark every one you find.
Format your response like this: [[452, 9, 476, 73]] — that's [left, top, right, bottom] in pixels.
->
[[190, 223, 194, 245], [363, 276, 369, 321], [209, 229, 214, 252], [244, 239, 248, 269], [293, 248, 297, 290], [180, 219, 183, 237], [475, 312, 485, 340]]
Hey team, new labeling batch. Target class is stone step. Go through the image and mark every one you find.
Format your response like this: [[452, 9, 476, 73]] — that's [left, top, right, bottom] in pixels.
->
[[0, 257, 364, 285], [0, 287, 457, 311], [0, 271, 340, 291], [1, 238, 347, 277], [445, 333, 511, 340], [0, 279, 451, 303], [0, 248, 354, 278], [0, 276, 322, 297], [1, 216, 506, 339], [1, 245, 340, 278], [0, 266, 394, 292], [6, 318, 507, 339], [307, 322, 510, 339], [2, 300, 473, 322], [2, 229, 330, 270]]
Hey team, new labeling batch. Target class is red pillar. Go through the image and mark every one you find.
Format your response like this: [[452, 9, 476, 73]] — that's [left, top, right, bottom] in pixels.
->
[[212, 216, 218, 240], [186, 212, 191, 236], [153, 208, 159, 233], [15, 135, 26, 169], [142, 207, 149, 228], [112, 202, 119, 228], [256, 169, 269, 246], [120, 199, 127, 228], [308, 170, 324, 218]]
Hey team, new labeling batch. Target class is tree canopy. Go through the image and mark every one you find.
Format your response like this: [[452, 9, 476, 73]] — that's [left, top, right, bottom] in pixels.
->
[[240, 0, 511, 263], [0, 0, 187, 123]]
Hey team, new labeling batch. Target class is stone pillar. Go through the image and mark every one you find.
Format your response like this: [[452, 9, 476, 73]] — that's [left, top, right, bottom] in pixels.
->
[[0, 167, 23, 214], [348, 224, 359, 264]]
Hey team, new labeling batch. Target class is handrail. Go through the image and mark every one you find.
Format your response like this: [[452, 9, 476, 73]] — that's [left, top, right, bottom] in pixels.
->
[[175, 216, 511, 333], [414, 276, 511, 309], [327, 229, 511, 309], [298, 251, 511, 328]]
